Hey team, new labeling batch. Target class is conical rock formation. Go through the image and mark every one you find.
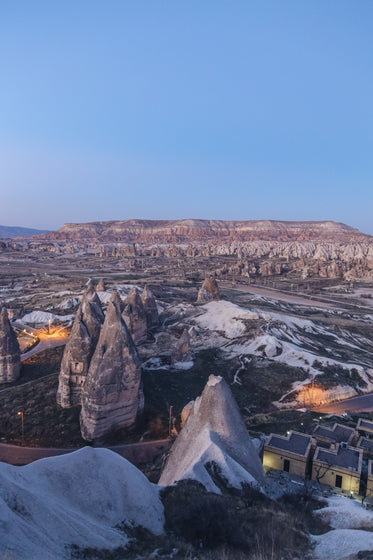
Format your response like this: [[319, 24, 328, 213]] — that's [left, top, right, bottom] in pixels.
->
[[141, 285, 159, 329], [122, 287, 147, 344], [80, 293, 143, 441], [197, 277, 220, 303], [172, 329, 192, 364], [57, 281, 104, 407], [159, 375, 264, 493], [96, 278, 106, 292], [0, 307, 21, 384]]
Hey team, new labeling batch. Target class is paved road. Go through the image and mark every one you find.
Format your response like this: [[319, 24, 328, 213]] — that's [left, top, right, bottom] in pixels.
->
[[312, 393, 373, 414], [0, 439, 173, 465], [0, 439, 172, 466], [220, 281, 372, 311], [12, 321, 68, 360]]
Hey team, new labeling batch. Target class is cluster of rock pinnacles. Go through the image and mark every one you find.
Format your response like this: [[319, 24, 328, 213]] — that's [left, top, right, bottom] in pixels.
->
[[56, 282, 159, 441]]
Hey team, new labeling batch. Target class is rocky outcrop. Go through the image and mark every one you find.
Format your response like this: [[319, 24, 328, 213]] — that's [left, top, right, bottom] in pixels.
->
[[0, 307, 21, 384], [159, 375, 264, 493], [80, 293, 143, 441], [181, 400, 194, 427], [56, 282, 104, 408], [96, 278, 106, 292], [197, 277, 220, 303], [141, 285, 159, 329], [172, 329, 192, 365], [122, 288, 147, 344]]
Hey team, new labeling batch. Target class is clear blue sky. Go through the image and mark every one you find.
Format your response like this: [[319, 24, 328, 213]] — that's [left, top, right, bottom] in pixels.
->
[[1, 1, 373, 233]]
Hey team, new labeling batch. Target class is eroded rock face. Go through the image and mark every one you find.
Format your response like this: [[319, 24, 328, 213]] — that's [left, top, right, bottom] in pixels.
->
[[141, 285, 159, 329], [159, 375, 264, 493], [0, 307, 21, 384], [96, 278, 106, 292], [197, 277, 220, 303], [57, 282, 104, 408], [122, 288, 147, 344], [80, 294, 143, 441], [172, 329, 192, 364]]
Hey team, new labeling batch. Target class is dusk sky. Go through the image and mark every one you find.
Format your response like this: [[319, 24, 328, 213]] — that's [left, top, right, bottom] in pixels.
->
[[1, 1, 373, 233]]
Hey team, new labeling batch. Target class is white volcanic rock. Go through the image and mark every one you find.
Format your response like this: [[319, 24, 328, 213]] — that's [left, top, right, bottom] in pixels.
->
[[57, 281, 104, 408], [141, 284, 159, 329], [0, 447, 164, 560], [181, 400, 194, 427], [0, 307, 21, 384], [80, 292, 143, 441], [197, 277, 220, 303], [159, 375, 264, 493], [122, 287, 147, 344]]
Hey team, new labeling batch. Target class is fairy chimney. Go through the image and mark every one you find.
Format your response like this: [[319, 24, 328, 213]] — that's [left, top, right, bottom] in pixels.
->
[[56, 281, 104, 408], [80, 293, 144, 441], [0, 307, 21, 384], [122, 287, 147, 344], [197, 277, 220, 303]]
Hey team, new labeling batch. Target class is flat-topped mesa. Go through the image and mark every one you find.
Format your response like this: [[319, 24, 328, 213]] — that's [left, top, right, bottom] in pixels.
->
[[56, 282, 104, 408], [80, 294, 143, 441], [172, 329, 192, 365], [159, 375, 264, 493], [0, 307, 21, 384], [122, 287, 147, 344], [141, 285, 159, 329], [197, 277, 220, 303]]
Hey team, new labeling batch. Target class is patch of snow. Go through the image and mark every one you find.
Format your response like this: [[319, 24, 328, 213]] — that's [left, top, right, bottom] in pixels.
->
[[173, 360, 194, 370], [22, 311, 75, 324], [315, 495, 373, 530], [195, 300, 260, 338], [313, 529, 373, 560]]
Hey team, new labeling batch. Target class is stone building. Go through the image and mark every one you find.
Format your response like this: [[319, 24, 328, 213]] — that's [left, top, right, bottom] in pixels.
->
[[356, 418, 373, 438], [80, 293, 144, 441], [0, 306, 21, 384], [312, 445, 362, 494], [263, 431, 313, 478], [312, 423, 356, 448], [56, 282, 104, 408]]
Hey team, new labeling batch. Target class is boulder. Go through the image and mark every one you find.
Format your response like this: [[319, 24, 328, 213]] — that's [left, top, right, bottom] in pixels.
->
[[80, 293, 143, 441], [122, 287, 147, 344], [57, 281, 104, 408], [197, 277, 220, 303], [0, 307, 21, 384], [159, 375, 264, 493]]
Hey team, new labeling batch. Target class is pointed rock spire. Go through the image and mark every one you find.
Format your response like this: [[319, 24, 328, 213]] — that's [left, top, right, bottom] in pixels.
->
[[141, 285, 159, 329], [110, 289, 124, 313], [0, 306, 21, 384], [159, 375, 264, 493], [122, 287, 147, 344], [57, 283, 104, 408], [172, 329, 192, 365], [96, 278, 106, 292], [197, 277, 220, 303], [80, 293, 143, 441]]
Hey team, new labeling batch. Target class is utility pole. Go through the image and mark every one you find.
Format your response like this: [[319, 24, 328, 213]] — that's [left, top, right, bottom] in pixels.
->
[[168, 405, 173, 437], [17, 411, 24, 446]]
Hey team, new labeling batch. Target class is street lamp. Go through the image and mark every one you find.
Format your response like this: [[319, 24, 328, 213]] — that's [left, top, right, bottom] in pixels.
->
[[17, 411, 24, 445]]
